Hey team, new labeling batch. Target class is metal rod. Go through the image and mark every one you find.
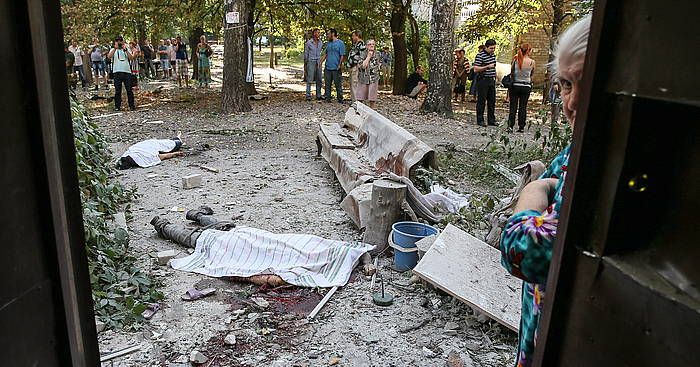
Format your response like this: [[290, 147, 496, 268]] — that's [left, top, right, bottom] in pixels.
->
[[370, 257, 378, 289], [100, 344, 140, 362], [308, 286, 339, 319]]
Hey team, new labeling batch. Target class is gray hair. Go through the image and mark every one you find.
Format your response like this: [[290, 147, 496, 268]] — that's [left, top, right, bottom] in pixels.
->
[[550, 14, 592, 79]]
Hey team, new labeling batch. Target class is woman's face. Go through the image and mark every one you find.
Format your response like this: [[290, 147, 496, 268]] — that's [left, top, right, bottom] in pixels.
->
[[367, 42, 375, 51], [558, 56, 585, 127]]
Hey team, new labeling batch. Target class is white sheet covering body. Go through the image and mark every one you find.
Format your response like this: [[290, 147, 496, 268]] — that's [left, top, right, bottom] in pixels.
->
[[170, 227, 375, 287], [120, 139, 177, 167]]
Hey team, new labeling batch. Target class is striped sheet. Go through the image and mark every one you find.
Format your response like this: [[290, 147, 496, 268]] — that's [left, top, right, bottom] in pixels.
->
[[170, 227, 375, 287]]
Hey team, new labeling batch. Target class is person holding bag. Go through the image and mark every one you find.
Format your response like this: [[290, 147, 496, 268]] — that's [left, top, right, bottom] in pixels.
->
[[507, 44, 535, 132]]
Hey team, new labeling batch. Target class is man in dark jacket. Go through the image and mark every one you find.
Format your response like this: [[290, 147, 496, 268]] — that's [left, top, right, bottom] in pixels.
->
[[405, 65, 427, 98]]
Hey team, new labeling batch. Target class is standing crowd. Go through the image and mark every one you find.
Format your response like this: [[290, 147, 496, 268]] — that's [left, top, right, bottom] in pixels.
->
[[65, 35, 214, 111], [304, 28, 393, 108], [65, 30, 551, 130]]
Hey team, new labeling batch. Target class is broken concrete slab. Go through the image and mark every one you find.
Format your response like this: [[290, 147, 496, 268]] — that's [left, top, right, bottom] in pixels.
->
[[339, 183, 373, 229], [342, 102, 437, 178], [181, 174, 202, 189], [413, 224, 521, 332], [157, 249, 180, 265]]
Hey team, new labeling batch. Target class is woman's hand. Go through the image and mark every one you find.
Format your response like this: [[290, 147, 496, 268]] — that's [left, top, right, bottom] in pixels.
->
[[513, 178, 559, 213]]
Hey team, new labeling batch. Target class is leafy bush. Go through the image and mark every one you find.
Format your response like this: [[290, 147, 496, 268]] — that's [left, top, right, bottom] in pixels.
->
[[71, 98, 162, 330], [482, 106, 573, 165]]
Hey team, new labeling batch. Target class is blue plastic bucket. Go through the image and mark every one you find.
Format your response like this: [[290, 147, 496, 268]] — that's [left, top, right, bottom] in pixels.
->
[[391, 221, 439, 271]]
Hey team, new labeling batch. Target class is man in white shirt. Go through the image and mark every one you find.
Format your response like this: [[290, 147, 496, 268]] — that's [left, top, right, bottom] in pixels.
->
[[68, 40, 87, 88], [169, 38, 177, 78]]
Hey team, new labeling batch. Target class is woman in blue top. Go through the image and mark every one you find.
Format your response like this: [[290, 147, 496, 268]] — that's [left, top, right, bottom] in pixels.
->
[[500, 14, 591, 367]]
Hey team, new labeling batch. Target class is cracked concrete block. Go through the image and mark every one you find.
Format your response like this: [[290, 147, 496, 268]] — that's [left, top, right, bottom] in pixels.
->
[[157, 250, 179, 265], [181, 174, 202, 189]]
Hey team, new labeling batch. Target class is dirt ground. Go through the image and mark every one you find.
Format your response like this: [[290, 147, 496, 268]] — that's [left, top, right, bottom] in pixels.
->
[[84, 58, 546, 366]]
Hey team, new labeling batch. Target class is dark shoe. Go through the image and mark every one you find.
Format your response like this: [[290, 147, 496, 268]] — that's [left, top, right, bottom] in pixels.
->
[[477, 121, 487, 127], [517, 128, 525, 133], [305, 96, 312, 101], [150, 216, 170, 234], [130, 106, 136, 111], [488, 122, 499, 126], [186, 206, 214, 221], [93, 86, 99, 91], [315, 97, 323, 100], [115, 107, 121, 111]]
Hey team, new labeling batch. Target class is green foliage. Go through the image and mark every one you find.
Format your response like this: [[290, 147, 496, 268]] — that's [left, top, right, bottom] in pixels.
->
[[457, 0, 543, 44], [71, 98, 162, 330], [482, 106, 572, 165]]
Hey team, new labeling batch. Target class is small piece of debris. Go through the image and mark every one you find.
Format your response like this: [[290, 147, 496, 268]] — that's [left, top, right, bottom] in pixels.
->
[[224, 333, 237, 345], [182, 174, 203, 189], [251, 297, 270, 308], [189, 350, 208, 364], [329, 357, 342, 365], [156, 250, 179, 266]]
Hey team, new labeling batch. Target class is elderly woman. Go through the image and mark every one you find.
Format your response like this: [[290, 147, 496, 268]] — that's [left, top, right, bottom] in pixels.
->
[[499, 14, 591, 367], [356, 39, 382, 109]]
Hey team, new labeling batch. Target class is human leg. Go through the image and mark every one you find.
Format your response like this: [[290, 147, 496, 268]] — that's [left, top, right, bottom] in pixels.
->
[[508, 87, 519, 129], [349, 66, 359, 101], [324, 69, 332, 101], [333, 70, 343, 102], [476, 78, 488, 125], [150, 216, 203, 248], [113, 72, 124, 110], [74, 65, 86, 87], [486, 80, 497, 125], [305, 61, 314, 99], [518, 87, 531, 130], [313, 62, 323, 99], [124, 73, 135, 110], [185, 206, 235, 231]]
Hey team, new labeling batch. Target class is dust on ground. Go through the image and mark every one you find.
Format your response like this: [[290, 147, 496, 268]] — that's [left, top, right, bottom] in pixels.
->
[[85, 61, 544, 366]]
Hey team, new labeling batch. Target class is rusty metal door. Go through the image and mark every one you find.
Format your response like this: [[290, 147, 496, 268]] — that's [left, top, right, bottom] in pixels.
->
[[535, 1, 700, 366]]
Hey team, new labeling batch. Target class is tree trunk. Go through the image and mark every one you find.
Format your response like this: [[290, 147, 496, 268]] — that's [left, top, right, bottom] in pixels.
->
[[188, 27, 203, 82], [420, 0, 456, 117], [390, 0, 410, 95], [544, 0, 565, 103], [408, 13, 421, 70], [268, 11, 275, 69], [221, 0, 252, 113], [245, 0, 257, 95], [363, 180, 407, 254]]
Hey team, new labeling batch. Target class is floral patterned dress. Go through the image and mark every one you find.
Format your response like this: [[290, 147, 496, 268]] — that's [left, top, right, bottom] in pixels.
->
[[500, 144, 571, 367]]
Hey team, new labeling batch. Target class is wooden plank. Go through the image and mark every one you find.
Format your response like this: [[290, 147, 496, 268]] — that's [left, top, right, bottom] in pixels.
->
[[413, 224, 521, 332], [319, 123, 354, 150]]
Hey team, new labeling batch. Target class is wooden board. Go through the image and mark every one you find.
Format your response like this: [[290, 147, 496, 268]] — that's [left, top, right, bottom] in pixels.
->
[[413, 224, 522, 331]]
